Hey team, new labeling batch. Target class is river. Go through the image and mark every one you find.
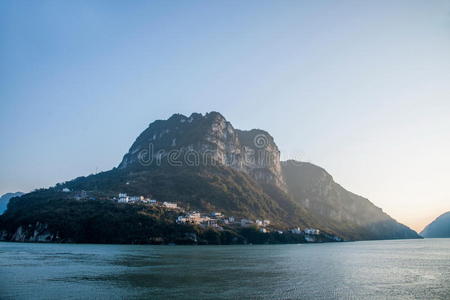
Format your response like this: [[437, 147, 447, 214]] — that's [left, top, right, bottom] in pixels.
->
[[1, 239, 449, 299]]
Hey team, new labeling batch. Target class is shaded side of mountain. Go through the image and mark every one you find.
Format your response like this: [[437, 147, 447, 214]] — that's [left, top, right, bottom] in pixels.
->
[[0, 196, 329, 245], [0, 166, 337, 244], [4, 164, 318, 229], [420, 212, 450, 238], [282, 160, 421, 240]]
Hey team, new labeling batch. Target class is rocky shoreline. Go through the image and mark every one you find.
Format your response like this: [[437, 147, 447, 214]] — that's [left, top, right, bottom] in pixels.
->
[[0, 221, 341, 245]]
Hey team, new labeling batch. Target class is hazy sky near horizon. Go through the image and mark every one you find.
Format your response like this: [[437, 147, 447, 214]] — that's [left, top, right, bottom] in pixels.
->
[[1, 1, 449, 231]]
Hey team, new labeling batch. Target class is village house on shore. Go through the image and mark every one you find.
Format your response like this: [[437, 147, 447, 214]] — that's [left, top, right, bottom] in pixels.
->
[[66, 190, 324, 237]]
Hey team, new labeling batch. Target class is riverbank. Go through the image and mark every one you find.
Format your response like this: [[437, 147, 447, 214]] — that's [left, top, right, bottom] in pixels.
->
[[0, 222, 341, 245]]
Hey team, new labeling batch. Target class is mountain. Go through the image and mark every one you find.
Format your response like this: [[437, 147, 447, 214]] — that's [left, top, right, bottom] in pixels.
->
[[0, 192, 24, 214], [420, 212, 450, 238], [0, 112, 420, 243], [282, 161, 419, 240], [119, 112, 286, 191]]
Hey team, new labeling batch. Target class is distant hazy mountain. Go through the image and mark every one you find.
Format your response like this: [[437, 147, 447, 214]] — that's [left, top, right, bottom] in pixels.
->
[[282, 161, 419, 240], [0, 192, 24, 214], [0, 112, 421, 243], [420, 212, 450, 238]]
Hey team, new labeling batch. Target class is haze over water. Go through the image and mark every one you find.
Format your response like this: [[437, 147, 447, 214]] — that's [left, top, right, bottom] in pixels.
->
[[1, 239, 449, 299]]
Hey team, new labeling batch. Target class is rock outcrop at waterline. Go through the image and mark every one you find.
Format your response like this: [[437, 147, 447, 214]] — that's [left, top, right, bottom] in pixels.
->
[[0, 222, 63, 243]]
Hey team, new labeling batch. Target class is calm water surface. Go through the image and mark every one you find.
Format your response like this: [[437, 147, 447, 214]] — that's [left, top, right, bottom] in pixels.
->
[[0, 239, 449, 299]]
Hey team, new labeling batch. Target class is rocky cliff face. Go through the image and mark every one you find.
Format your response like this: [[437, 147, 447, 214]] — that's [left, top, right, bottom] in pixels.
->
[[0, 222, 64, 243], [119, 112, 286, 191]]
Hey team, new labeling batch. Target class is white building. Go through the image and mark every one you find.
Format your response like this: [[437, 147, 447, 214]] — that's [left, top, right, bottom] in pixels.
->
[[240, 219, 253, 227], [189, 212, 201, 219], [118, 193, 129, 203], [142, 198, 157, 204], [62, 188, 70, 193], [255, 219, 270, 227], [290, 227, 302, 234], [177, 212, 209, 224], [304, 228, 320, 235], [163, 202, 178, 209], [177, 216, 188, 223], [129, 196, 144, 203]]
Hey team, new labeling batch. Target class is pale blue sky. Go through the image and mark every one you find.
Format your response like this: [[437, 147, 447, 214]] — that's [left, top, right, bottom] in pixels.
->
[[1, 1, 449, 230]]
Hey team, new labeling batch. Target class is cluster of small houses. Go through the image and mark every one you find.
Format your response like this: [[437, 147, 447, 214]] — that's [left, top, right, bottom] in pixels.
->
[[175, 212, 273, 232], [115, 193, 178, 209], [62, 188, 179, 209], [112, 193, 322, 235], [63, 188, 321, 236], [175, 211, 321, 236]]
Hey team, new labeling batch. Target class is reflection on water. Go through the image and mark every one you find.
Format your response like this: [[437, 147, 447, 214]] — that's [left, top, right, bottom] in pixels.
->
[[1, 239, 449, 299]]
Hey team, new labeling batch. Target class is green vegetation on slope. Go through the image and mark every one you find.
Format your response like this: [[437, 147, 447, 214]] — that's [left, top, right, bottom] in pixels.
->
[[282, 160, 421, 240]]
